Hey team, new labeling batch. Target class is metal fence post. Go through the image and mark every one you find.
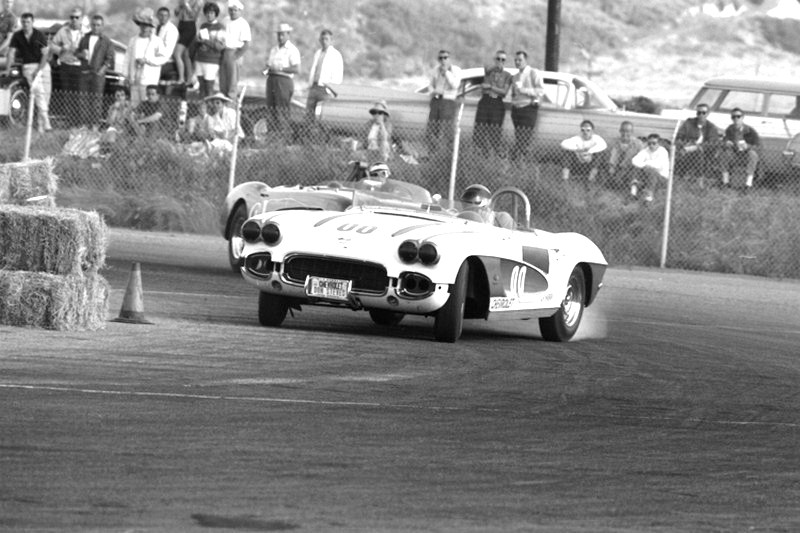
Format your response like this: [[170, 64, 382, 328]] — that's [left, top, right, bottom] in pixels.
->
[[448, 101, 465, 205], [660, 120, 683, 268], [22, 73, 40, 162], [228, 85, 247, 194]]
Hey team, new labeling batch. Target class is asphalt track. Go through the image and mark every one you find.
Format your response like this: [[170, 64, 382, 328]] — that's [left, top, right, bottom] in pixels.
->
[[1, 229, 799, 532]]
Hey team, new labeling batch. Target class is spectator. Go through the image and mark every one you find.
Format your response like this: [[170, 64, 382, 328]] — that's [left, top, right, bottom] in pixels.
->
[[630, 133, 670, 203], [196, 91, 243, 147], [305, 28, 343, 120], [173, 0, 202, 86], [101, 86, 133, 143], [364, 100, 393, 163], [720, 107, 760, 190], [560, 120, 607, 182], [192, 1, 226, 98], [265, 22, 300, 137], [0, 0, 18, 58], [50, 7, 85, 125], [77, 14, 114, 128], [509, 50, 544, 162], [675, 103, 720, 186], [126, 8, 169, 106], [607, 121, 644, 190], [5, 12, 52, 132], [424, 49, 461, 154], [131, 84, 164, 137], [155, 6, 179, 84], [219, 0, 250, 101], [474, 49, 512, 156], [175, 99, 207, 142]]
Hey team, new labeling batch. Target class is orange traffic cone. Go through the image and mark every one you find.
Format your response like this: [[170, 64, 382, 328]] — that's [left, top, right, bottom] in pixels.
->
[[112, 262, 154, 324]]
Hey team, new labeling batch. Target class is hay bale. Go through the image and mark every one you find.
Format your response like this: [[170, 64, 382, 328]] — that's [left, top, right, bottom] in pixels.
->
[[0, 205, 107, 274], [0, 158, 58, 207], [0, 270, 109, 331]]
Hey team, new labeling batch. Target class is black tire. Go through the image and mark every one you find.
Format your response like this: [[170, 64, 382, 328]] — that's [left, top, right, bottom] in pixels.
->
[[258, 291, 288, 327], [369, 309, 405, 326], [227, 203, 248, 273], [4, 83, 28, 128], [434, 261, 468, 343], [539, 266, 585, 342]]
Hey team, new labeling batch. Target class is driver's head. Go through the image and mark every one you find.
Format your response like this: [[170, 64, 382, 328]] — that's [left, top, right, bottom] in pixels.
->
[[368, 162, 391, 181], [461, 184, 491, 208]]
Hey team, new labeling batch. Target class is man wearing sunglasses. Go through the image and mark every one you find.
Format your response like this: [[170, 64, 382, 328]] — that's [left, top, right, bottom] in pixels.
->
[[50, 8, 85, 125], [630, 133, 670, 203], [510, 50, 544, 162], [720, 108, 760, 190], [424, 49, 461, 154], [474, 50, 512, 156], [675, 103, 720, 187]]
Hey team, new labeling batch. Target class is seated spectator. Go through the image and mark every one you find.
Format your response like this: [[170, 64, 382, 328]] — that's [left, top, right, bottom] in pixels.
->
[[675, 103, 720, 186], [364, 100, 393, 164], [606, 121, 644, 190], [560, 120, 607, 181], [131, 84, 165, 137], [195, 92, 244, 150], [720, 108, 760, 190], [175, 100, 208, 143], [101, 86, 134, 144], [630, 133, 670, 203]]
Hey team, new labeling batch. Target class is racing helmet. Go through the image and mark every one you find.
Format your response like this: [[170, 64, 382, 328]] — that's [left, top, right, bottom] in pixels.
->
[[460, 184, 492, 208], [368, 162, 391, 179]]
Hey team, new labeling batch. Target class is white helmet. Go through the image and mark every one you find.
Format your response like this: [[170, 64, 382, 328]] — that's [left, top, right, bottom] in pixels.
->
[[461, 184, 491, 208]]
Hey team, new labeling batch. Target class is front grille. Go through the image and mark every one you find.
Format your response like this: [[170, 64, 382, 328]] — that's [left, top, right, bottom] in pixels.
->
[[284, 255, 388, 294]]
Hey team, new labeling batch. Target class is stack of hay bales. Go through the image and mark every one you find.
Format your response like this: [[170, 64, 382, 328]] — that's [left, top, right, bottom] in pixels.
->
[[0, 159, 109, 330]]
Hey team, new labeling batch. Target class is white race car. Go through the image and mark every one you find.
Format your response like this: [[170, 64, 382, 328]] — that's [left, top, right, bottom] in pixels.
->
[[237, 184, 607, 343]]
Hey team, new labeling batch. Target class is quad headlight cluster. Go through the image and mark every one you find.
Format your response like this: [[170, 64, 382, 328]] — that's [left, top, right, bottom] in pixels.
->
[[398, 240, 439, 265], [242, 220, 281, 245]]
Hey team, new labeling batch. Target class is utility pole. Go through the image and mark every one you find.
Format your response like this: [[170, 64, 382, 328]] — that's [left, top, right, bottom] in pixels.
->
[[545, 0, 561, 71]]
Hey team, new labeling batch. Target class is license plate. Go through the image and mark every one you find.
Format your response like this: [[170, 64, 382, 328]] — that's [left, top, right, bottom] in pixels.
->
[[305, 276, 352, 301]]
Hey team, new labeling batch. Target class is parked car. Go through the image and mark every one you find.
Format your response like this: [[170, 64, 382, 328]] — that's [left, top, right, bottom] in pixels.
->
[[314, 68, 679, 157], [236, 185, 607, 343], [0, 19, 126, 127], [662, 76, 800, 177]]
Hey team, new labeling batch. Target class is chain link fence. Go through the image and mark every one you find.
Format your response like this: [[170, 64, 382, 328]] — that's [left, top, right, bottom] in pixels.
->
[[2, 87, 799, 278]]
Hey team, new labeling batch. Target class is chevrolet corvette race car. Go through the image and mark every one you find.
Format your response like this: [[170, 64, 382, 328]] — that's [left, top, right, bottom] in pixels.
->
[[236, 186, 607, 343], [221, 161, 432, 271]]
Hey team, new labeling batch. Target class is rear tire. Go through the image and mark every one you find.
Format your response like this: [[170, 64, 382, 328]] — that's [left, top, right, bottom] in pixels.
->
[[369, 309, 405, 326], [434, 261, 468, 343], [539, 266, 585, 342], [227, 203, 248, 273], [258, 291, 288, 327]]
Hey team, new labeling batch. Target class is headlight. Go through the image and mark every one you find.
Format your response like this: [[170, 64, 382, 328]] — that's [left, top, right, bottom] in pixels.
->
[[398, 240, 418, 263], [418, 242, 439, 265], [261, 222, 281, 245], [242, 220, 261, 242]]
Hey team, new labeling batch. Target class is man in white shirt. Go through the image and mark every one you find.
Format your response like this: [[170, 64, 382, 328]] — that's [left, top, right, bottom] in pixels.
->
[[424, 49, 461, 154], [266, 22, 300, 137], [125, 8, 169, 106], [155, 6, 178, 84], [198, 91, 244, 151], [305, 29, 343, 120], [631, 133, 670, 202], [219, 0, 250, 101], [50, 7, 85, 125], [510, 50, 544, 162]]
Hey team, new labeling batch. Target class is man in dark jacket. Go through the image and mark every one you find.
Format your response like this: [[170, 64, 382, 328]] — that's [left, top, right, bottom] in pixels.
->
[[675, 103, 720, 186], [720, 107, 760, 190], [77, 14, 114, 127]]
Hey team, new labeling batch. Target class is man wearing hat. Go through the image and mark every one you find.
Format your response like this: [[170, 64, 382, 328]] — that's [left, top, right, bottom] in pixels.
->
[[219, 0, 250, 101], [265, 22, 300, 137], [50, 7, 85, 125], [365, 100, 392, 163], [305, 28, 343, 120], [197, 91, 243, 147], [125, 7, 169, 106]]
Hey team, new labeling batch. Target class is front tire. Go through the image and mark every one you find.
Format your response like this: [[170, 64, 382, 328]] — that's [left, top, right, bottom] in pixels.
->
[[539, 266, 585, 342], [434, 261, 468, 343], [227, 203, 248, 273], [258, 291, 288, 327], [369, 309, 405, 326]]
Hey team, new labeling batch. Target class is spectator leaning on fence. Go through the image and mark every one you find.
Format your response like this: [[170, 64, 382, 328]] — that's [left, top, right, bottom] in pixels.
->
[[305, 28, 343, 121], [6, 12, 52, 132], [607, 121, 644, 190], [77, 14, 114, 128], [510, 50, 544, 162], [126, 8, 169, 107], [0, 0, 18, 58], [219, 0, 250, 101], [265, 22, 300, 137], [675, 103, 720, 187], [560, 119, 607, 182], [720, 107, 760, 190], [630, 133, 670, 203], [474, 49, 512, 156]]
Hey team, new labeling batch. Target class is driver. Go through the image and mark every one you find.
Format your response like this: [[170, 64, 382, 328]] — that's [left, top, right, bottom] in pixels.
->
[[459, 184, 495, 223]]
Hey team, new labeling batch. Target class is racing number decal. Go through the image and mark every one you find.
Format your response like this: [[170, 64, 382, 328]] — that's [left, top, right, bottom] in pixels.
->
[[337, 223, 377, 234], [509, 265, 527, 298]]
